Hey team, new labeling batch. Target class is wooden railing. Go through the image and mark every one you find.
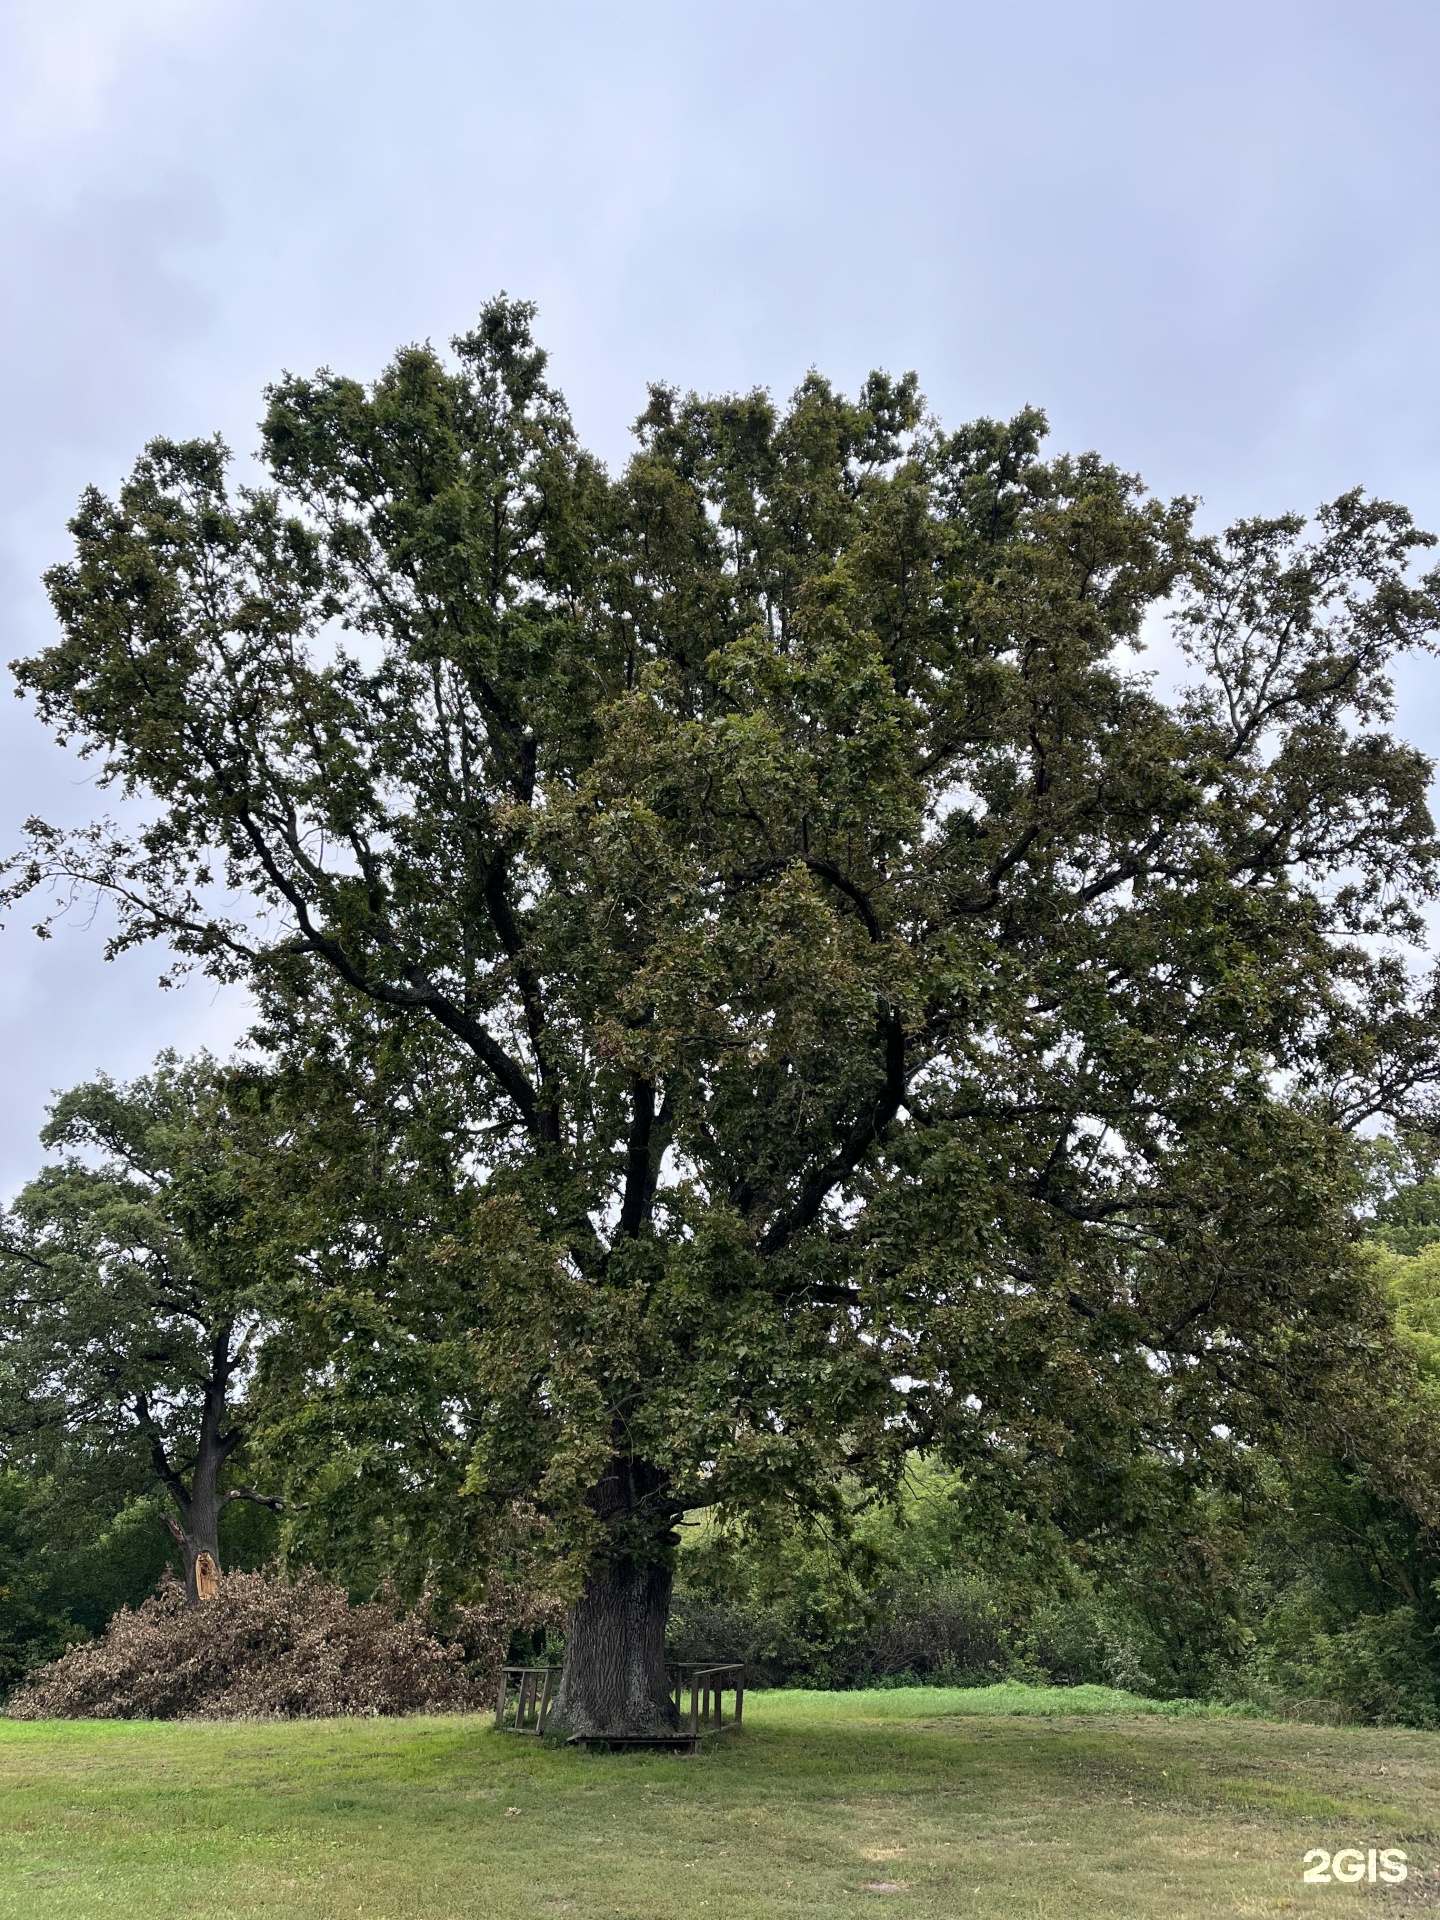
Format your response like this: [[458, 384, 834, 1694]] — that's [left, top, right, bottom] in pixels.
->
[[494, 1661, 745, 1748], [494, 1664, 559, 1734], [668, 1662, 745, 1737]]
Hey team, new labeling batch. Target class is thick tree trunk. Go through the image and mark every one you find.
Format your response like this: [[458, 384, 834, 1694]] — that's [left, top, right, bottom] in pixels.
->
[[546, 1457, 679, 1739], [547, 1554, 677, 1738]]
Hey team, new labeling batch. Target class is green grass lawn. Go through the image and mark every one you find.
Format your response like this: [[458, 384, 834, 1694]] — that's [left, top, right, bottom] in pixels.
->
[[1, 1685, 1436, 1919]]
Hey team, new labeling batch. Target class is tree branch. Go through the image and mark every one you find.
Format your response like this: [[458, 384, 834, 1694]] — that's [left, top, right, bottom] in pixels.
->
[[616, 1077, 657, 1240], [759, 1005, 907, 1257], [134, 1392, 191, 1516], [218, 1486, 294, 1513]]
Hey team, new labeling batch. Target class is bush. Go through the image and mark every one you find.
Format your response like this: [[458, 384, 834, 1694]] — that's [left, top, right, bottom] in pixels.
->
[[835, 1577, 1013, 1687], [1238, 1604, 1440, 1728], [1023, 1595, 1167, 1696], [6, 1568, 485, 1720], [667, 1565, 1024, 1691], [667, 1571, 1167, 1694]]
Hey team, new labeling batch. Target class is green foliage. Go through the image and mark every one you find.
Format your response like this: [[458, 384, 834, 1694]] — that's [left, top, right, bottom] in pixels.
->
[[1372, 1176, 1440, 1254], [0, 1056, 273, 1454], [1195, 1238, 1440, 1726], [0, 1470, 155, 1689], [0, 1055, 297, 1598], [233, 1047, 572, 1610], [6, 298, 1440, 1626], [1374, 1238, 1440, 1393], [668, 1458, 1250, 1699], [1232, 1457, 1440, 1725]]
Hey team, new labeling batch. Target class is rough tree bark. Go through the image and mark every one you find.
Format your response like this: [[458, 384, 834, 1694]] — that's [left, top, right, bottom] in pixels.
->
[[546, 1457, 680, 1738]]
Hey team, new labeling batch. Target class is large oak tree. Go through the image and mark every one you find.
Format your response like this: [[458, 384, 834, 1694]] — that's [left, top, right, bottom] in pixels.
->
[[7, 301, 1440, 1733]]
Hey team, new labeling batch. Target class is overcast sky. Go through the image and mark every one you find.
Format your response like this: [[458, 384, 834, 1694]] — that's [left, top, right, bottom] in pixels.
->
[[1, 0, 1438, 1188]]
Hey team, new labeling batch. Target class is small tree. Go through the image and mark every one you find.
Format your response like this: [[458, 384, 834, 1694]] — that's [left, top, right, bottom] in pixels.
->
[[0, 1058, 289, 1603], [6, 301, 1440, 1732]]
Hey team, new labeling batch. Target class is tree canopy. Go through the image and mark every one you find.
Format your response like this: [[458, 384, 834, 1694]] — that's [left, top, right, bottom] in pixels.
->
[[0, 1057, 289, 1600], [7, 298, 1440, 1731]]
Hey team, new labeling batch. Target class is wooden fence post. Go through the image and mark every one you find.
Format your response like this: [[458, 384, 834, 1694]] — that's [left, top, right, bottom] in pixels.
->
[[538, 1666, 557, 1733]]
